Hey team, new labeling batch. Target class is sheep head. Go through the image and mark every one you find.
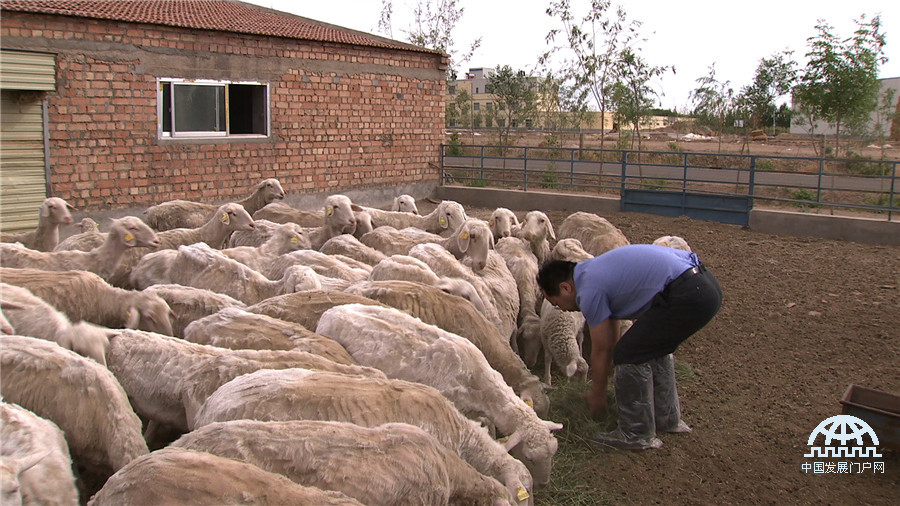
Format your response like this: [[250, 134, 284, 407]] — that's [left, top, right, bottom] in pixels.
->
[[256, 178, 285, 203], [391, 194, 419, 214], [489, 208, 519, 239], [113, 216, 160, 249], [516, 210, 555, 243], [40, 197, 74, 225]]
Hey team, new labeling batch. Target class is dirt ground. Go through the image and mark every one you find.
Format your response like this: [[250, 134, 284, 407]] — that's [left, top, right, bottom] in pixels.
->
[[449, 202, 900, 504]]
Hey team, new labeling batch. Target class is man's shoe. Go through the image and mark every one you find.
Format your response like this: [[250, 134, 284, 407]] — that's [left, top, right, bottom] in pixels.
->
[[592, 428, 663, 450]]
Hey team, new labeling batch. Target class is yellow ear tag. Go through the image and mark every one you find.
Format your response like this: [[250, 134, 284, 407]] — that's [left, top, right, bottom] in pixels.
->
[[326, 207, 333, 216], [123, 232, 135, 243], [439, 217, 446, 226], [290, 236, 298, 244], [524, 398, 534, 408], [221, 212, 230, 225], [517, 487, 530, 502], [459, 231, 469, 241], [488, 219, 495, 227], [497, 436, 509, 444]]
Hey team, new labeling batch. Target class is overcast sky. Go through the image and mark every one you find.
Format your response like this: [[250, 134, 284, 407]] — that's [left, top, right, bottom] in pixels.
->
[[244, 0, 899, 113]]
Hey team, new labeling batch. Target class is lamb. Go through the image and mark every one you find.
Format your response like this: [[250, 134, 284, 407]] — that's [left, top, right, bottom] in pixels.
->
[[557, 211, 630, 256], [0, 267, 174, 336], [107, 202, 256, 288], [220, 221, 310, 271], [391, 194, 420, 214], [0, 336, 149, 481], [105, 328, 384, 434], [319, 234, 387, 266], [343, 279, 549, 418], [0, 216, 159, 281], [362, 199, 468, 237], [143, 178, 284, 231], [495, 237, 543, 366], [539, 298, 588, 386], [192, 369, 534, 505], [252, 194, 362, 249], [367, 255, 488, 314], [173, 420, 512, 506], [0, 197, 74, 252], [316, 304, 562, 486], [129, 243, 308, 305], [362, 217, 494, 271], [87, 447, 363, 506], [142, 284, 245, 339], [1, 283, 112, 366], [182, 306, 355, 365], [653, 235, 692, 251], [513, 210, 555, 265], [1, 401, 79, 506], [489, 207, 520, 239], [245, 290, 387, 331], [54, 217, 106, 252]]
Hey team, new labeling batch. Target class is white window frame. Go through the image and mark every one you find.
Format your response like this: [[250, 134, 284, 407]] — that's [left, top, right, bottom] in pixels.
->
[[157, 78, 270, 139]]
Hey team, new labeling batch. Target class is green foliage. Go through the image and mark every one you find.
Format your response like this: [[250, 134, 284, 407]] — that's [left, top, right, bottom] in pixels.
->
[[737, 51, 797, 130], [756, 160, 776, 171], [845, 151, 891, 176], [445, 132, 463, 156], [790, 188, 821, 208], [400, 0, 481, 78], [690, 64, 735, 139], [666, 141, 682, 152], [642, 179, 667, 190], [865, 193, 891, 211], [466, 178, 488, 188], [541, 163, 559, 189], [488, 65, 539, 149]]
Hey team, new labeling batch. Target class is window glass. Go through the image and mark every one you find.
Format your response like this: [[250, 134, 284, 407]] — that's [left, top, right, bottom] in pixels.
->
[[159, 79, 268, 138]]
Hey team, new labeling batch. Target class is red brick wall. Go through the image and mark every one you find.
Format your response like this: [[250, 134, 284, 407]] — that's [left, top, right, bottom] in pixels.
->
[[1, 12, 446, 210]]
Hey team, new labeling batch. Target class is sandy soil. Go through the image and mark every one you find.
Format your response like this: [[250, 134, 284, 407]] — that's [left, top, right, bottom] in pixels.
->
[[449, 202, 900, 504]]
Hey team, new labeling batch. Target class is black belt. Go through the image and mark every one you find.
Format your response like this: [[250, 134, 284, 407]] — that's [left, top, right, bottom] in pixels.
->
[[669, 264, 704, 287]]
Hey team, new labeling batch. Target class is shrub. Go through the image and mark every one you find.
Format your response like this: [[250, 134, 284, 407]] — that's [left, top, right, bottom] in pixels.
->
[[642, 179, 667, 191], [790, 188, 821, 209], [445, 132, 463, 156], [756, 160, 776, 171], [845, 151, 891, 176]]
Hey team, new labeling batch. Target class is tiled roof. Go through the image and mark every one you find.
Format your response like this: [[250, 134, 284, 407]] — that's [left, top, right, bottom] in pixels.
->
[[1, 0, 439, 55]]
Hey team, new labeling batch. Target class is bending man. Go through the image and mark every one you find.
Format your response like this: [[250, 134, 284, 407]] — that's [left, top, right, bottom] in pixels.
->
[[537, 244, 722, 450]]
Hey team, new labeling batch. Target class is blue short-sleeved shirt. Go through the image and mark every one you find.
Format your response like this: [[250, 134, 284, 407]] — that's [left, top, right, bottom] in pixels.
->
[[574, 244, 699, 327]]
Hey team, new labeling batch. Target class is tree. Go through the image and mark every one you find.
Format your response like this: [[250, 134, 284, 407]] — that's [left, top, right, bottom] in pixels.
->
[[609, 48, 671, 152], [690, 64, 735, 151], [542, 0, 642, 149], [380, 0, 481, 80], [739, 52, 797, 133], [794, 15, 886, 156], [487, 65, 539, 148]]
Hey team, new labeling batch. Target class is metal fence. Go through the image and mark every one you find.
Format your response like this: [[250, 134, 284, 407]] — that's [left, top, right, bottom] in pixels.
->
[[441, 144, 899, 221]]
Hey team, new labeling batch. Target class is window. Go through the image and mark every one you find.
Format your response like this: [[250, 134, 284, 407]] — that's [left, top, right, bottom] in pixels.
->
[[158, 79, 268, 138], [473, 103, 480, 111]]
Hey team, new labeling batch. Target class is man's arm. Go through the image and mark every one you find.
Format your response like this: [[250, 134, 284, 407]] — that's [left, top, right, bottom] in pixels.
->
[[584, 318, 618, 420]]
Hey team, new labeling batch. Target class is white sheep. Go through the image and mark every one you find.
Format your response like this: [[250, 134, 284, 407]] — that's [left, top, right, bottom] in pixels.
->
[[0, 197, 74, 252], [0, 216, 159, 281], [653, 235, 693, 251], [264, 248, 372, 284], [87, 447, 363, 506], [1, 283, 112, 366], [391, 194, 420, 214], [129, 243, 306, 305], [513, 210, 555, 265], [362, 217, 494, 273], [1, 300, 21, 335], [182, 306, 355, 365], [142, 284, 245, 339], [192, 369, 534, 505], [108, 202, 256, 288], [558, 211, 630, 256], [253, 194, 363, 248], [489, 207, 520, 239], [143, 178, 284, 231], [469, 250, 521, 345], [245, 289, 387, 331], [55, 217, 103, 251], [367, 255, 488, 314], [0, 336, 149, 480], [539, 298, 588, 386], [221, 221, 310, 271], [319, 234, 387, 266], [343, 279, 549, 418], [0, 267, 174, 336], [104, 328, 384, 434], [548, 238, 593, 263], [173, 420, 512, 505], [408, 242, 506, 336], [316, 304, 562, 486], [1, 401, 79, 506], [495, 237, 543, 366], [362, 199, 468, 237]]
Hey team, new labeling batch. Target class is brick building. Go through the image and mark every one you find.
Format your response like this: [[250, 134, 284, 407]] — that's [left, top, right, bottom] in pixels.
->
[[0, 0, 447, 231]]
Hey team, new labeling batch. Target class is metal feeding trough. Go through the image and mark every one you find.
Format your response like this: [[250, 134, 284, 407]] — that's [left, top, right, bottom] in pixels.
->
[[839, 384, 900, 450]]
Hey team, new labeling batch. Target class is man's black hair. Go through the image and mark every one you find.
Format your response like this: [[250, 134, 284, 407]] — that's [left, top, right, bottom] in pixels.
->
[[536, 260, 577, 297]]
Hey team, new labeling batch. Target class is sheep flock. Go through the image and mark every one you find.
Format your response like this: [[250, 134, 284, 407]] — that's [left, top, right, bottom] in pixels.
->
[[0, 183, 690, 505]]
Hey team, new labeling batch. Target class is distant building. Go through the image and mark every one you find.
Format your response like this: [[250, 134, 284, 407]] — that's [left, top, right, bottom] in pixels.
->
[[790, 77, 900, 139]]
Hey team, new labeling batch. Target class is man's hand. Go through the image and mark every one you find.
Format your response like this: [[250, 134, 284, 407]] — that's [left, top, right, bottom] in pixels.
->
[[581, 387, 608, 420]]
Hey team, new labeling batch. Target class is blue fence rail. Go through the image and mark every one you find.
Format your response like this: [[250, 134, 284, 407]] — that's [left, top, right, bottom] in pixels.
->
[[441, 144, 899, 221]]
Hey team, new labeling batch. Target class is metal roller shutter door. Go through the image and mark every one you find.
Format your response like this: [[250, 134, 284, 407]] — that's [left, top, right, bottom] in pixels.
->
[[1, 90, 48, 233]]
